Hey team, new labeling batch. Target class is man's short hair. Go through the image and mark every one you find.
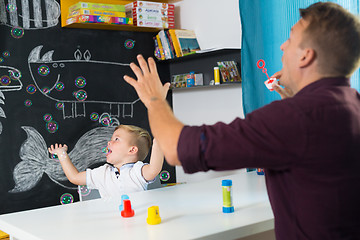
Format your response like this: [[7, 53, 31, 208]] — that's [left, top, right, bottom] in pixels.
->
[[115, 125, 152, 161], [300, 2, 360, 77]]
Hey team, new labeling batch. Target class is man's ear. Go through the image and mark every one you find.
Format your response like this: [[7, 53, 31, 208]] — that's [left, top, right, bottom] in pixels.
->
[[129, 146, 138, 155], [299, 48, 316, 68]]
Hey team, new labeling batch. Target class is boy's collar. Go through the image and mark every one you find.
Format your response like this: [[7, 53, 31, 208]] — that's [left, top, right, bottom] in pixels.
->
[[120, 162, 136, 168], [109, 162, 137, 172]]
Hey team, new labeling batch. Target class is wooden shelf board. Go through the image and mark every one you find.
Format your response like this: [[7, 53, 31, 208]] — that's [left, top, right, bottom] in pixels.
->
[[171, 82, 242, 92], [158, 48, 241, 63], [63, 22, 163, 32]]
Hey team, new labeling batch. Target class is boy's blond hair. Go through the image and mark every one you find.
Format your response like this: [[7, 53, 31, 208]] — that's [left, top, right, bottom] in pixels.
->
[[115, 125, 152, 161]]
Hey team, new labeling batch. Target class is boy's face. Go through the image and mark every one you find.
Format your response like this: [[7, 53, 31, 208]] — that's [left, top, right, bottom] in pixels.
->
[[106, 128, 136, 165]]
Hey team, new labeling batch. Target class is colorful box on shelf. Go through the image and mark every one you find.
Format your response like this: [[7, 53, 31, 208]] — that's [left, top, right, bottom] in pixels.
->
[[95, 15, 113, 24], [130, 7, 174, 17], [130, 13, 167, 22], [136, 20, 174, 28], [131, 8, 174, 24], [127, 6, 175, 29], [69, 2, 125, 12], [66, 15, 96, 24], [112, 17, 133, 25], [68, 9, 126, 18], [125, 1, 175, 11], [66, 15, 132, 25]]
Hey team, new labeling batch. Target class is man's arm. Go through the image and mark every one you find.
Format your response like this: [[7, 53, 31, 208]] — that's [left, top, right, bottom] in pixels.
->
[[48, 143, 87, 185], [142, 139, 164, 181], [123, 55, 183, 166]]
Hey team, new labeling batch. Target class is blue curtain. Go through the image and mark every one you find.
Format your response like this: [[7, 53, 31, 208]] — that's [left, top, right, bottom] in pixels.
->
[[239, 0, 360, 115]]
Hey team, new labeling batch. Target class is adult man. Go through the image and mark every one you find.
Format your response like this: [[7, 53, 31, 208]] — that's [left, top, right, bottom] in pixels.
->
[[124, 2, 360, 239]]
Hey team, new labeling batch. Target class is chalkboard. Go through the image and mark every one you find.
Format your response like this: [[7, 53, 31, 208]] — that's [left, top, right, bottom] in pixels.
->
[[0, 0, 174, 214]]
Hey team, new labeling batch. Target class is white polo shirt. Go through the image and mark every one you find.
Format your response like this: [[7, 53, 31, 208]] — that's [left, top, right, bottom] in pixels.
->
[[86, 161, 153, 198]]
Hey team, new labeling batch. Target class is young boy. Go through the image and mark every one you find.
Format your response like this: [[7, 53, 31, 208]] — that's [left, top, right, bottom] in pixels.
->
[[48, 125, 164, 198]]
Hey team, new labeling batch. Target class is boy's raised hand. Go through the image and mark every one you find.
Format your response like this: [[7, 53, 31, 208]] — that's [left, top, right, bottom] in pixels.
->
[[48, 143, 68, 156], [123, 55, 170, 108]]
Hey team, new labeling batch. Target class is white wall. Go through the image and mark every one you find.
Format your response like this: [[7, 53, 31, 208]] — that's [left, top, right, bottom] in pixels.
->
[[173, 85, 245, 183], [173, 85, 244, 125], [174, 0, 241, 50], [172, 0, 244, 183]]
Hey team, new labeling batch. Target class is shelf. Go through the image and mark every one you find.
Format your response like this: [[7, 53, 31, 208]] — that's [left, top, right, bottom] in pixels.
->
[[60, 0, 181, 32], [166, 48, 241, 87], [63, 22, 163, 32], [171, 82, 241, 92], [157, 48, 241, 63]]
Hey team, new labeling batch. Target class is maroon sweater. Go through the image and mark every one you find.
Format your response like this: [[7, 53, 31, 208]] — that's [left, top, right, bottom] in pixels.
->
[[178, 77, 360, 240]]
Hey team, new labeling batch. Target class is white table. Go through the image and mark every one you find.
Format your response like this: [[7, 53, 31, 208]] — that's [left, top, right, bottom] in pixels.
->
[[0, 172, 274, 240]]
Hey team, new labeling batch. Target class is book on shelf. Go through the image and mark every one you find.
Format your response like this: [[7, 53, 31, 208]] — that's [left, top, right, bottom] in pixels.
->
[[173, 29, 201, 56], [217, 61, 241, 83], [171, 73, 187, 88], [165, 30, 176, 58], [168, 29, 182, 57], [153, 36, 161, 60], [154, 29, 201, 60], [158, 29, 172, 59], [155, 34, 165, 60]]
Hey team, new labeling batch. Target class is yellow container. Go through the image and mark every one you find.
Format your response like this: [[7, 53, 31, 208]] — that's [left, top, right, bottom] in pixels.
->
[[0, 230, 9, 239], [214, 67, 220, 85], [146, 206, 161, 225]]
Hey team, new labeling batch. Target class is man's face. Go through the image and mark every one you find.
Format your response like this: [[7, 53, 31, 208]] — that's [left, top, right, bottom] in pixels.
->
[[279, 18, 309, 91]]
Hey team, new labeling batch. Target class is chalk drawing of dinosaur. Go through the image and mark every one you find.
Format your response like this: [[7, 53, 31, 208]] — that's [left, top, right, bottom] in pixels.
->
[[28, 45, 140, 119]]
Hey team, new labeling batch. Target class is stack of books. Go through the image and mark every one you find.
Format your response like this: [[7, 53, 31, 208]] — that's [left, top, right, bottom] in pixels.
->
[[125, 1, 174, 29], [154, 29, 201, 60], [66, 2, 132, 26]]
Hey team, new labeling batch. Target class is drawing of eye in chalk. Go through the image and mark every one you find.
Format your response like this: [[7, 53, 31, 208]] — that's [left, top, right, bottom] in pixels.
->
[[28, 45, 140, 119], [0, 0, 60, 30]]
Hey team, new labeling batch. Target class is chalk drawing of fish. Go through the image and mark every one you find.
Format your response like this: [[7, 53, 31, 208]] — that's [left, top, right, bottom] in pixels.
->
[[0, 65, 22, 135], [28, 45, 140, 119], [0, 0, 60, 30], [9, 125, 115, 193]]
